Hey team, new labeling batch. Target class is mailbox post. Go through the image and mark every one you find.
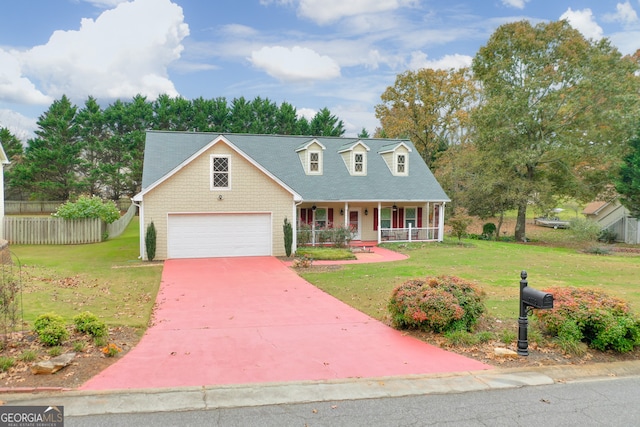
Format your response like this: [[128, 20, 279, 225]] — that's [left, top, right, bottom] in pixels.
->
[[518, 270, 553, 356]]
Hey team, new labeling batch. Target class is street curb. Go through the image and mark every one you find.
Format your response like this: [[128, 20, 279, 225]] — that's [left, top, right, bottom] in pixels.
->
[[3, 360, 640, 417]]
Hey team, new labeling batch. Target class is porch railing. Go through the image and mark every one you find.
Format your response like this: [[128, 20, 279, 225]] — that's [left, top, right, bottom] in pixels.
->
[[380, 225, 439, 242], [297, 226, 355, 247]]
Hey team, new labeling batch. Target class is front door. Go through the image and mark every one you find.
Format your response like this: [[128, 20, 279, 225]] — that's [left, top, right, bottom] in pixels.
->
[[349, 210, 361, 240]]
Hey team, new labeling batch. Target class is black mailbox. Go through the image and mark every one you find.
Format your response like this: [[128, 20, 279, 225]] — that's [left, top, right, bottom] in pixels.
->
[[518, 270, 554, 356], [521, 286, 553, 309]]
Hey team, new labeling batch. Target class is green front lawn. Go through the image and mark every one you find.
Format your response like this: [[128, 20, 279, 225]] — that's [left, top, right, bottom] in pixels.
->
[[8, 217, 162, 329], [299, 239, 640, 322]]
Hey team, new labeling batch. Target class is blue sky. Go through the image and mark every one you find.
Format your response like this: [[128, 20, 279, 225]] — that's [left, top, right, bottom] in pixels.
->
[[1, 0, 639, 140]]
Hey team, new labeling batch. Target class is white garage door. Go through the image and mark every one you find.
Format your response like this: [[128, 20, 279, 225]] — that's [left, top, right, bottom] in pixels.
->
[[167, 213, 272, 259]]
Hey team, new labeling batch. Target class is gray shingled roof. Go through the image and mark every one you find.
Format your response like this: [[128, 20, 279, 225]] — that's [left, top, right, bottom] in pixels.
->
[[139, 131, 450, 202]]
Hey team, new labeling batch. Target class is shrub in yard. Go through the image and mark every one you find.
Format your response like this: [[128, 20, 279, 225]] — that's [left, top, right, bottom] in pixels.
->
[[482, 222, 496, 239], [568, 218, 601, 242], [448, 208, 473, 241], [73, 311, 107, 338], [145, 221, 157, 261], [33, 313, 69, 346], [535, 287, 640, 353], [388, 276, 486, 333], [283, 218, 293, 257], [53, 195, 120, 224]]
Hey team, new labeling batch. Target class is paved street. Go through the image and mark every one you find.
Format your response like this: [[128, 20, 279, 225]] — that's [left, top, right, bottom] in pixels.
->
[[67, 375, 640, 426]]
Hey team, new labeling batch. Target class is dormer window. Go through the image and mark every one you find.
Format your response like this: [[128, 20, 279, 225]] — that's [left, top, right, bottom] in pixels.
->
[[354, 153, 364, 172], [339, 140, 370, 176], [309, 151, 320, 172], [396, 154, 406, 174], [296, 139, 325, 175], [379, 142, 411, 176]]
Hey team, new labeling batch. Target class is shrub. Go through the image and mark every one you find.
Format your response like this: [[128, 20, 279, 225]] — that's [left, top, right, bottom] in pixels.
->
[[73, 311, 107, 338], [145, 221, 157, 261], [598, 228, 618, 244], [568, 218, 601, 242], [283, 218, 293, 257], [388, 275, 486, 333], [535, 287, 640, 353], [448, 208, 473, 241], [482, 222, 496, 239], [53, 195, 120, 224], [33, 313, 68, 346]]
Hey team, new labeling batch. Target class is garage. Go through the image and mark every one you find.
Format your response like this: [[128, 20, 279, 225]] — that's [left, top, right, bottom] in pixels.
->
[[167, 213, 272, 259]]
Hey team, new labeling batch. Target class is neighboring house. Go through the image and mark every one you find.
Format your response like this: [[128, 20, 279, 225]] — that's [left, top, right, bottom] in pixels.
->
[[583, 198, 640, 244], [133, 131, 450, 260], [0, 143, 9, 240]]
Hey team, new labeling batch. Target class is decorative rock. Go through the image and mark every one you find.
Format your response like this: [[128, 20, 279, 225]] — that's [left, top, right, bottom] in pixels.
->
[[494, 348, 519, 359], [31, 352, 76, 375]]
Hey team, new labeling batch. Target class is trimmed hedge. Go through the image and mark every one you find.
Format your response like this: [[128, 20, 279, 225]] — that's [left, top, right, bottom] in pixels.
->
[[389, 276, 486, 333], [535, 287, 640, 353]]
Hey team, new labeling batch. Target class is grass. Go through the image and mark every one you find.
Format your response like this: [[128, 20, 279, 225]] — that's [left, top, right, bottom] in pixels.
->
[[299, 237, 640, 323], [295, 246, 356, 260], [8, 217, 162, 330]]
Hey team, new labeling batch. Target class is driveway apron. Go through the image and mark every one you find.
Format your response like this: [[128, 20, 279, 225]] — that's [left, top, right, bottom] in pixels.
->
[[81, 257, 490, 390]]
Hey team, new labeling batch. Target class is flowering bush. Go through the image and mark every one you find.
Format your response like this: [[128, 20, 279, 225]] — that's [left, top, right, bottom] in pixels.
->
[[388, 276, 486, 333], [102, 343, 122, 357], [535, 287, 640, 353]]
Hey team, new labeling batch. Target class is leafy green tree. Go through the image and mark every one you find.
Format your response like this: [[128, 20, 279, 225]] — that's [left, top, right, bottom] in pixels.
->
[[191, 96, 230, 132], [375, 67, 478, 167], [358, 128, 370, 138], [12, 95, 84, 200], [0, 127, 26, 199], [76, 96, 108, 196], [472, 20, 640, 242], [615, 126, 640, 218], [309, 107, 345, 136], [145, 221, 157, 261], [275, 101, 298, 135], [152, 94, 194, 131]]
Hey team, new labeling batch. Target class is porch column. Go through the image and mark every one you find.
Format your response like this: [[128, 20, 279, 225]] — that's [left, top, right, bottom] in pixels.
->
[[344, 202, 349, 228], [438, 202, 446, 242], [377, 201, 382, 244], [292, 202, 298, 255]]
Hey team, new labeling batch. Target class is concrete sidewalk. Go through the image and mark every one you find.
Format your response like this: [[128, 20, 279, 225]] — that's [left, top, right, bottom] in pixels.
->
[[4, 361, 640, 417]]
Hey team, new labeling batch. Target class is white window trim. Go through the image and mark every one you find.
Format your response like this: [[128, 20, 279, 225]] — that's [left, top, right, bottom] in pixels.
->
[[308, 150, 322, 175], [405, 206, 417, 228], [352, 151, 366, 175], [210, 154, 231, 191], [395, 153, 408, 176]]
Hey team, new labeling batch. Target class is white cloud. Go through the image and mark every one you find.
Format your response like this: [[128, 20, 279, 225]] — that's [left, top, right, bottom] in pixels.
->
[[0, 109, 37, 142], [560, 8, 604, 40], [408, 52, 472, 71], [14, 0, 189, 103], [501, 0, 529, 9], [79, 0, 129, 8], [297, 0, 418, 25], [0, 49, 52, 105], [250, 46, 341, 82], [603, 2, 639, 25], [297, 107, 317, 120]]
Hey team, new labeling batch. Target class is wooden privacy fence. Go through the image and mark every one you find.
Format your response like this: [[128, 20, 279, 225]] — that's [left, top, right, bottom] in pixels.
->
[[5, 200, 132, 214], [4, 217, 104, 244], [3, 204, 137, 245]]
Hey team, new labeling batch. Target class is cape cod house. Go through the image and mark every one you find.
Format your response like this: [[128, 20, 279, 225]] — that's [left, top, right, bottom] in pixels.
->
[[133, 131, 450, 260]]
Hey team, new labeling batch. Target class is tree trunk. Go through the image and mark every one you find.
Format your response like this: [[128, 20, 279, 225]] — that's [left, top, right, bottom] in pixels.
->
[[496, 211, 504, 241], [515, 201, 527, 242]]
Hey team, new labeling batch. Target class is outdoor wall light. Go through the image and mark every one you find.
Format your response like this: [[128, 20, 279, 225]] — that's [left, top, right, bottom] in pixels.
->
[[312, 205, 317, 211], [340, 209, 344, 215], [392, 204, 397, 212], [218, 195, 223, 201], [364, 209, 368, 215]]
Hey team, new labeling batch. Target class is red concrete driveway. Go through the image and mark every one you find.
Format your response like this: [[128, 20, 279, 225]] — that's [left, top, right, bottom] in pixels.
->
[[81, 257, 490, 390]]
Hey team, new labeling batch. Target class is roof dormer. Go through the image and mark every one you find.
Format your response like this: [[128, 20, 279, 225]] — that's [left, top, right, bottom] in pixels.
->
[[338, 140, 370, 176], [296, 139, 326, 175], [378, 142, 412, 176]]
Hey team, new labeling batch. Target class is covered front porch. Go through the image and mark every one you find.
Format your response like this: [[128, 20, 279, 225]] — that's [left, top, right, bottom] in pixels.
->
[[296, 201, 446, 246]]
